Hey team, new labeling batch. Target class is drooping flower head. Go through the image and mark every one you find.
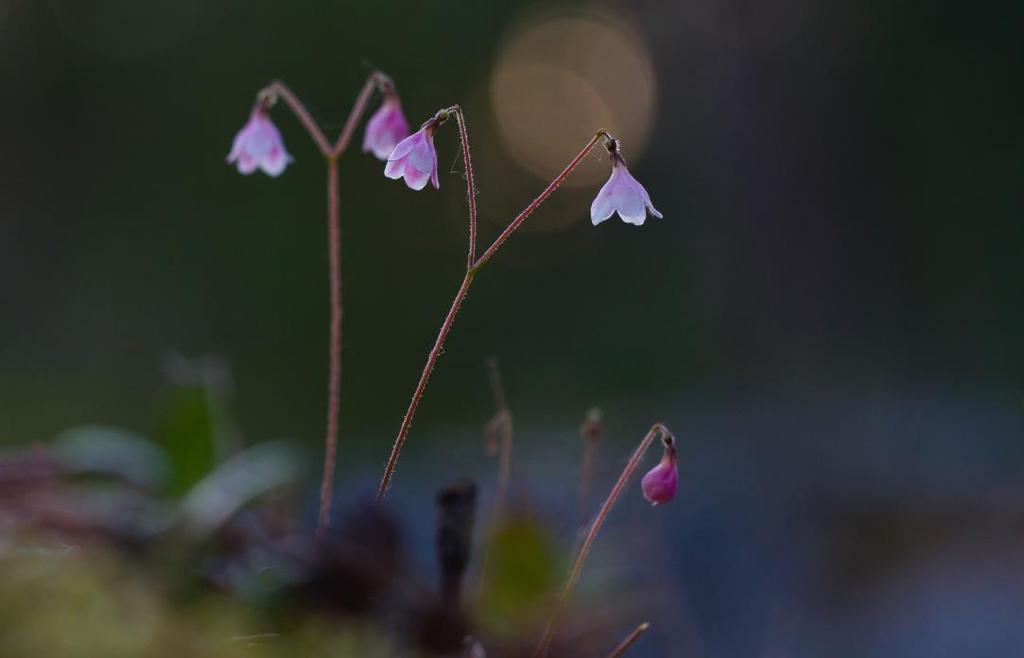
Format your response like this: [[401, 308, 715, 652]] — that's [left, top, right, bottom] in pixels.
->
[[363, 77, 410, 161], [640, 432, 677, 505], [227, 97, 292, 177], [384, 109, 448, 191], [590, 138, 662, 226]]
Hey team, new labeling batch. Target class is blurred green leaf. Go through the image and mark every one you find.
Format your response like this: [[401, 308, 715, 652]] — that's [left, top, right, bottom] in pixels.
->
[[156, 385, 218, 495], [477, 513, 565, 633], [53, 425, 170, 491], [176, 441, 305, 540]]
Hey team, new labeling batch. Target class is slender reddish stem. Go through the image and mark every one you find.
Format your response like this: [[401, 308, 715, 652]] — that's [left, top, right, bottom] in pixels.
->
[[472, 132, 606, 271], [332, 74, 381, 157], [449, 106, 478, 268], [260, 74, 388, 539], [376, 271, 476, 501], [375, 130, 609, 502], [267, 73, 385, 158], [265, 80, 333, 158], [324, 75, 384, 528], [315, 159, 342, 541], [532, 423, 674, 658], [607, 622, 651, 658]]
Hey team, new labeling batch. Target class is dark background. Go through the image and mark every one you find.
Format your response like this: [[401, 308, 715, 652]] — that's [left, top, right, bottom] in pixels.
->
[[1, 1, 1023, 656]]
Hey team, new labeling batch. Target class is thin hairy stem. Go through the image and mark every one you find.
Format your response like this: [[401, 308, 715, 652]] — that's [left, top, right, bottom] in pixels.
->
[[265, 80, 333, 158], [532, 423, 674, 658], [332, 73, 384, 157], [315, 159, 343, 541], [472, 131, 608, 271], [607, 623, 651, 658], [376, 271, 476, 501], [261, 74, 389, 539], [266, 73, 386, 159], [376, 131, 608, 501], [449, 106, 479, 268]]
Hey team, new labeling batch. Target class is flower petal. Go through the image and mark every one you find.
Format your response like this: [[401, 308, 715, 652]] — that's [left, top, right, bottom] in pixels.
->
[[590, 173, 620, 225], [227, 117, 259, 165], [236, 153, 259, 175], [387, 130, 422, 164], [591, 161, 661, 226], [406, 138, 436, 175], [227, 131, 246, 164], [363, 101, 409, 160], [615, 168, 649, 225], [362, 108, 386, 155], [641, 184, 663, 219], [384, 127, 438, 191], [402, 160, 431, 191], [617, 194, 647, 225], [384, 157, 406, 180], [260, 145, 292, 177]]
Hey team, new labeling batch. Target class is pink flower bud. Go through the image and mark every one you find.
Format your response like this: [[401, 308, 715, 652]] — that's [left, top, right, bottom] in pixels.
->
[[591, 149, 662, 226], [640, 443, 677, 505], [384, 124, 440, 191], [363, 95, 411, 161], [226, 108, 292, 177]]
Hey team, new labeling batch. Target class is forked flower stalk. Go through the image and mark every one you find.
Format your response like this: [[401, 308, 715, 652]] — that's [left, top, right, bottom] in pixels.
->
[[531, 423, 675, 658], [375, 113, 610, 501], [231, 73, 401, 542], [312, 74, 388, 541]]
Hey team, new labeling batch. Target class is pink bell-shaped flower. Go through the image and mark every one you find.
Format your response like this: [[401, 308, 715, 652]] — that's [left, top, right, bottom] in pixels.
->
[[227, 108, 292, 177], [384, 119, 440, 191], [640, 440, 678, 505], [363, 93, 410, 161], [591, 142, 662, 226]]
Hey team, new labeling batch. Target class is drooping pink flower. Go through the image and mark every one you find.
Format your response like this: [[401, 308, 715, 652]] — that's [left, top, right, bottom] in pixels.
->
[[590, 147, 662, 226], [384, 123, 439, 191], [641, 443, 678, 505], [227, 108, 292, 177], [363, 95, 410, 161]]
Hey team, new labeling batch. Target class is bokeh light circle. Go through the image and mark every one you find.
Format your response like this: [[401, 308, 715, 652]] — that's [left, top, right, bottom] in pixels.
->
[[490, 10, 658, 186]]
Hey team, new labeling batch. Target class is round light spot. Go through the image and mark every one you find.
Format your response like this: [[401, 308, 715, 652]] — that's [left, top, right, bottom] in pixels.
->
[[490, 10, 658, 187]]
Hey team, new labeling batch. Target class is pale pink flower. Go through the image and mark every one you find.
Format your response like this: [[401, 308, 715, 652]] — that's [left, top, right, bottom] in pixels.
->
[[363, 95, 410, 160], [641, 443, 678, 505], [227, 109, 292, 177], [384, 124, 439, 191], [591, 149, 662, 226]]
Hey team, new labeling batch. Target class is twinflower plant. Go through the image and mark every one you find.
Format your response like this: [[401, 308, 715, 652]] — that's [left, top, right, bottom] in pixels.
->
[[376, 107, 664, 500], [227, 72, 410, 540]]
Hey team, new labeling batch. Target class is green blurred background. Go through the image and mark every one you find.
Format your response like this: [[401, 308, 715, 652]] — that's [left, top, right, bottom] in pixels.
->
[[1, 1, 1023, 655], [3, 0, 1018, 452], [2, 0, 699, 447]]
